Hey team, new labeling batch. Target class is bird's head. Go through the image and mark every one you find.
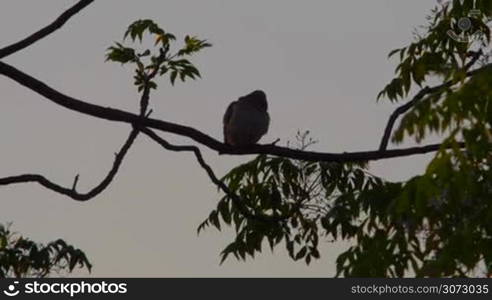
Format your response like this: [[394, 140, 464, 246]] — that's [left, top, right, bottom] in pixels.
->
[[242, 90, 268, 112]]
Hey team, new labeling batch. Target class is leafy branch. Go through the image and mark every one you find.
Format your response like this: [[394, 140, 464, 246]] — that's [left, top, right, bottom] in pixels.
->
[[106, 19, 211, 89], [0, 224, 91, 278]]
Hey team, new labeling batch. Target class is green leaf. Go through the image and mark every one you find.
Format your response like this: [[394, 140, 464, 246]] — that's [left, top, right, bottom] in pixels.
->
[[170, 70, 178, 85], [295, 247, 307, 260]]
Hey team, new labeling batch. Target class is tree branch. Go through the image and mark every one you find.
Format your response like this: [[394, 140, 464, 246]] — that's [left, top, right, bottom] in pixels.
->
[[0, 0, 94, 59], [140, 127, 294, 222], [379, 85, 437, 151], [0, 127, 138, 201], [379, 56, 490, 151], [0, 61, 467, 163], [0, 73, 153, 201]]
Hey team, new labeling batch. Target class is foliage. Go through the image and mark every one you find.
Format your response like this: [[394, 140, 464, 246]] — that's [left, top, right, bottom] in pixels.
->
[[378, 0, 491, 104], [0, 224, 91, 277], [106, 19, 211, 90], [199, 132, 374, 265], [200, 0, 492, 277]]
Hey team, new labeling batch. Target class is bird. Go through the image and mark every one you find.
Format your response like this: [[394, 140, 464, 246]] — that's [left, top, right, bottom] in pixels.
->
[[223, 90, 270, 146]]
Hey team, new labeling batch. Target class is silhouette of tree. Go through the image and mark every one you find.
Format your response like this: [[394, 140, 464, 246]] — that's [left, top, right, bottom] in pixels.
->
[[0, 0, 491, 277], [0, 224, 91, 277]]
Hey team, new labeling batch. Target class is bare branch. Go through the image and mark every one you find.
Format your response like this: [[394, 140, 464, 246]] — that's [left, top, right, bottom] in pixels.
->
[[140, 127, 294, 222], [0, 128, 138, 201], [0, 0, 94, 59], [0, 61, 468, 163], [72, 174, 80, 191], [379, 85, 435, 151]]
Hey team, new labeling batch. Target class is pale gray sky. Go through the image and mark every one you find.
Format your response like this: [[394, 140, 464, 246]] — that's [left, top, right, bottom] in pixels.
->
[[0, 1, 437, 277]]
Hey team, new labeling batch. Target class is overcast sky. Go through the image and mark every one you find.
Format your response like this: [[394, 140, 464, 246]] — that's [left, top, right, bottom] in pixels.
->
[[0, 1, 437, 277]]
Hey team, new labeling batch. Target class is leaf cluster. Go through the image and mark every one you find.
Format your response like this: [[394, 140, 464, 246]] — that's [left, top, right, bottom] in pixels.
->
[[106, 19, 211, 91], [0, 224, 91, 278], [378, 0, 491, 103]]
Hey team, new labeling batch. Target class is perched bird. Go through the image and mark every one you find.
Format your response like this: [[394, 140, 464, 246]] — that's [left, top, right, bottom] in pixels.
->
[[223, 90, 270, 146]]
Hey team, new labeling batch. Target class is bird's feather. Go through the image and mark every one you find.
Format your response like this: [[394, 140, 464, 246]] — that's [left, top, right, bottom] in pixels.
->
[[223, 101, 237, 144]]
